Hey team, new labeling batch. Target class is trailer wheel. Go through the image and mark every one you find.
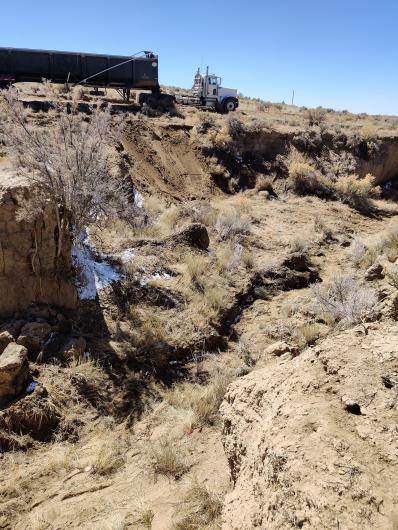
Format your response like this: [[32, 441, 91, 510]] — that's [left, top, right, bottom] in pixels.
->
[[223, 98, 237, 113]]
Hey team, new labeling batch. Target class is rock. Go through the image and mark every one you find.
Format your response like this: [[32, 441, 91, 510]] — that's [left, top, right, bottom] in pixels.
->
[[61, 337, 87, 360], [0, 343, 29, 401], [265, 341, 291, 357], [235, 366, 251, 377], [168, 223, 210, 250], [0, 320, 25, 339], [365, 262, 384, 281], [17, 322, 52, 356], [0, 331, 14, 354], [258, 190, 270, 199]]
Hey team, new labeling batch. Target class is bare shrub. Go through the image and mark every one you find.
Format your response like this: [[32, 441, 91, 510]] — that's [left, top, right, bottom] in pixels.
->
[[311, 274, 378, 328], [0, 88, 135, 253], [346, 238, 368, 267], [226, 115, 245, 138]]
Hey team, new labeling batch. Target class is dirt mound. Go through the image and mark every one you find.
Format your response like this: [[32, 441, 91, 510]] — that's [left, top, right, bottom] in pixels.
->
[[221, 322, 398, 529]]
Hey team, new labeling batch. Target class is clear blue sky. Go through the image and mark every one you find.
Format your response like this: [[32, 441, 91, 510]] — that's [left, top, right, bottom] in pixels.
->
[[1, 0, 397, 115]]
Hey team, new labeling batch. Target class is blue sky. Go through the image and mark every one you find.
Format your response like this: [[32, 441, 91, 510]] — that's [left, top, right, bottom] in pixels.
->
[[1, 0, 397, 115]]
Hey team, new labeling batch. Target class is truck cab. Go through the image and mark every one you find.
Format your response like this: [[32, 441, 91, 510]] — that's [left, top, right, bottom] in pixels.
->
[[193, 68, 239, 112]]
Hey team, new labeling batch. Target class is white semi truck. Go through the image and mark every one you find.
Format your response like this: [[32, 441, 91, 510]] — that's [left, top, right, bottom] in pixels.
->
[[176, 67, 239, 113]]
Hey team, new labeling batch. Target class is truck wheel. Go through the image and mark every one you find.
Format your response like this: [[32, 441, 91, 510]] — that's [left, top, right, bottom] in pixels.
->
[[223, 98, 237, 113]]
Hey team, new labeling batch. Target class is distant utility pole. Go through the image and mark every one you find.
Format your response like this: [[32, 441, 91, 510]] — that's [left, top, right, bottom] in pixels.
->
[[291, 89, 295, 106]]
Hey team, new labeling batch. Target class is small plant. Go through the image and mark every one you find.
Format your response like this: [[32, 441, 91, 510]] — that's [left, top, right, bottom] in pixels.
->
[[196, 112, 216, 133], [346, 238, 368, 267], [90, 426, 129, 476]]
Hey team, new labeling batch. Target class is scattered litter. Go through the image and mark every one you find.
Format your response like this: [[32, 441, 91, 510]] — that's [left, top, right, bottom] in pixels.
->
[[134, 190, 144, 208], [25, 381, 37, 395]]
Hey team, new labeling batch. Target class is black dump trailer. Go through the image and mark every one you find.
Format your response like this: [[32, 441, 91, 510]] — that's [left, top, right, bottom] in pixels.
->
[[0, 47, 160, 95]]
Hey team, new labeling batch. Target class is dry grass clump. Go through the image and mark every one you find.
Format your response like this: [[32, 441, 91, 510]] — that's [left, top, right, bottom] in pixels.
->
[[288, 236, 311, 253], [184, 254, 208, 290], [209, 127, 232, 149], [306, 108, 326, 126], [132, 506, 155, 529], [256, 175, 275, 194], [173, 479, 223, 530], [333, 174, 381, 212], [144, 195, 166, 216], [162, 369, 232, 430], [360, 123, 377, 140], [89, 423, 129, 476], [295, 323, 321, 346], [386, 266, 398, 289], [149, 438, 187, 479], [215, 207, 251, 240], [311, 274, 378, 329]]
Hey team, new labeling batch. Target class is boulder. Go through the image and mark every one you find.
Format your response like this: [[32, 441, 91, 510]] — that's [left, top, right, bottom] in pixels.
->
[[0, 320, 25, 339], [365, 262, 384, 281], [265, 341, 291, 357], [168, 223, 210, 250], [0, 331, 14, 354], [0, 343, 29, 401], [17, 322, 52, 356]]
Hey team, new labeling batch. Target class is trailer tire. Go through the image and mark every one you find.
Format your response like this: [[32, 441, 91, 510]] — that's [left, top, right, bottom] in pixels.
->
[[223, 98, 237, 113]]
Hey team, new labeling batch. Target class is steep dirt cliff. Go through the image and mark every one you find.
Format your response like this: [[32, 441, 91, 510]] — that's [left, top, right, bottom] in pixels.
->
[[0, 165, 76, 317], [221, 322, 398, 530]]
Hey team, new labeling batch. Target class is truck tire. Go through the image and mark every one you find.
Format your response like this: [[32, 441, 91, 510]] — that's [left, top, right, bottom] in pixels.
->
[[223, 98, 237, 113]]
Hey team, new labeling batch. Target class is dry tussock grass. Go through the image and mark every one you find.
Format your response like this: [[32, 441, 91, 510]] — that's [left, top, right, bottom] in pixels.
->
[[172, 479, 223, 530], [161, 368, 232, 430], [88, 422, 130, 476], [149, 437, 187, 479]]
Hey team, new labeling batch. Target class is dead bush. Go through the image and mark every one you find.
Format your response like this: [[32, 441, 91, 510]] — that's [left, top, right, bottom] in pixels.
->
[[196, 112, 216, 133], [226, 115, 245, 138], [0, 88, 135, 252], [311, 274, 378, 328]]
